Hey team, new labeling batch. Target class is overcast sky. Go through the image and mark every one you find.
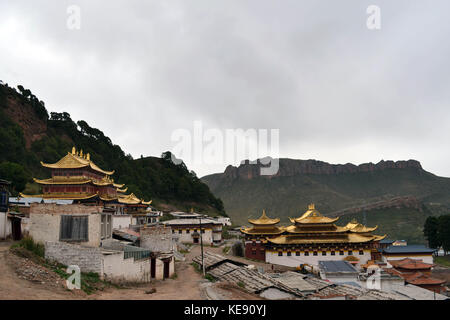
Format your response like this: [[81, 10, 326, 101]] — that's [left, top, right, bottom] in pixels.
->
[[1, 1, 449, 178]]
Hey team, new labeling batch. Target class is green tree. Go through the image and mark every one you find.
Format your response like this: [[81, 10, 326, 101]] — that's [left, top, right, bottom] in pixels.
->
[[438, 215, 450, 254], [423, 216, 441, 249]]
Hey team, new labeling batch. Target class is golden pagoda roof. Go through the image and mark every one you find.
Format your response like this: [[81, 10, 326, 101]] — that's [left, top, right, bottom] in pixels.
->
[[117, 193, 150, 205], [240, 226, 285, 235], [291, 204, 339, 224], [20, 192, 99, 200], [283, 224, 349, 234], [141, 200, 152, 205], [345, 219, 378, 233], [116, 187, 128, 193], [248, 210, 280, 225], [33, 177, 93, 185], [113, 183, 125, 188], [40, 147, 114, 176], [267, 233, 385, 245]]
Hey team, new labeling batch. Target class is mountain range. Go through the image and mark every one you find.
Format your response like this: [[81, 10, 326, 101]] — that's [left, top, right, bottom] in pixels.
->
[[202, 158, 450, 243]]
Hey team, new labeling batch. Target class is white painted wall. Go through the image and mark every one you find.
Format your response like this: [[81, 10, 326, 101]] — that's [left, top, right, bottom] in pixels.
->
[[0, 212, 12, 239], [29, 213, 102, 247], [172, 228, 213, 244], [112, 215, 132, 230], [266, 250, 371, 269], [102, 252, 151, 283]]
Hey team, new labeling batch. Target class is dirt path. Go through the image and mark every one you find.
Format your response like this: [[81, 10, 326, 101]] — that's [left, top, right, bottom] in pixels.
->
[[0, 241, 79, 300], [0, 241, 268, 300]]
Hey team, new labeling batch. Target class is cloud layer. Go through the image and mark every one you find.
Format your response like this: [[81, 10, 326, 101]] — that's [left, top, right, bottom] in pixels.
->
[[1, 0, 449, 177]]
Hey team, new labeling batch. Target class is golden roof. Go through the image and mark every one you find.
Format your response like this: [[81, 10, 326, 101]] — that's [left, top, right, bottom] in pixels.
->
[[33, 177, 92, 185], [345, 219, 378, 233], [20, 192, 99, 200], [267, 233, 384, 245], [118, 193, 151, 205], [40, 147, 114, 176], [248, 209, 280, 225], [116, 187, 128, 193], [290, 204, 339, 224], [240, 226, 285, 235], [284, 225, 349, 234], [113, 183, 125, 188]]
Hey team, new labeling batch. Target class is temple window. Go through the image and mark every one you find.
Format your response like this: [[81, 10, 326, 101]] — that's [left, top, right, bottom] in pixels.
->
[[296, 252, 300, 256], [339, 251, 344, 255], [287, 252, 291, 256], [252, 242, 256, 246], [252, 250, 256, 255], [172, 230, 175, 234], [348, 250, 353, 255], [178, 230, 182, 234], [331, 251, 335, 256], [359, 250, 364, 255], [186, 229, 190, 234], [201, 230, 205, 234], [313, 252, 318, 256], [278, 252, 283, 256], [322, 251, 326, 256], [305, 252, 309, 256]]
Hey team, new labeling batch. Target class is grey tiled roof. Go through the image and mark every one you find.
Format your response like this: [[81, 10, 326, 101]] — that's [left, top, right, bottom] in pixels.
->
[[382, 245, 435, 254]]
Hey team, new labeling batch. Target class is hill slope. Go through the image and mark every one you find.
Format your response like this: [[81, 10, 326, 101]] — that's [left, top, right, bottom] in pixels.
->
[[0, 82, 225, 215], [202, 158, 450, 239]]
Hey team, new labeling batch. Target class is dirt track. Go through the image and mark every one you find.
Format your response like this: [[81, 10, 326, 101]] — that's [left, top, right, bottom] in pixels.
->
[[0, 241, 259, 300]]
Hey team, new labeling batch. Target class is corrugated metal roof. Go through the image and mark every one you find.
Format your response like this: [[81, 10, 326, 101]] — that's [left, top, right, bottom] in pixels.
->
[[319, 260, 358, 273]]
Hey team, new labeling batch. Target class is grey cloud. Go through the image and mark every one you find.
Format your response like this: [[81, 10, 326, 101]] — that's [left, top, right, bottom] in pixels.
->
[[0, 0, 449, 177]]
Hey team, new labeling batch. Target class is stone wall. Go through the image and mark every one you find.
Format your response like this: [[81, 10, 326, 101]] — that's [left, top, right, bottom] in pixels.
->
[[45, 241, 103, 274], [140, 225, 173, 252]]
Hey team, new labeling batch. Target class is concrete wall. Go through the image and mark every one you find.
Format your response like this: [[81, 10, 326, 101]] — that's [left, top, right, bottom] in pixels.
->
[[266, 249, 371, 269], [45, 241, 160, 283], [0, 212, 12, 239], [29, 204, 103, 247], [102, 252, 151, 283], [45, 241, 103, 273], [112, 215, 132, 230]]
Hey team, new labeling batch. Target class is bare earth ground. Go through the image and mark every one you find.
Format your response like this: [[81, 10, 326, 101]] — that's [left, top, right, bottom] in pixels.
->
[[0, 241, 264, 300]]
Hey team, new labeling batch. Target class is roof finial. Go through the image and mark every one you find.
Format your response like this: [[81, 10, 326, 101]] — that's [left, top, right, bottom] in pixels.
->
[[71, 146, 76, 155], [80, 149, 83, 157], [261, 209, 267, 219], [190, 207, 194, 213], [86, 153, 90, 161], [308, 203, 315, 210]]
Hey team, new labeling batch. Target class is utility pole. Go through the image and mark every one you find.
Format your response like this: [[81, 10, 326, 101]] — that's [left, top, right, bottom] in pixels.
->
[[199, 216, 205, 276]]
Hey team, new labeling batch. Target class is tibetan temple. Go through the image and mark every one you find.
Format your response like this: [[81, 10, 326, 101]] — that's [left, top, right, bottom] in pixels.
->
[[241, 204, 386, 268], [21, 147, 151, 213]]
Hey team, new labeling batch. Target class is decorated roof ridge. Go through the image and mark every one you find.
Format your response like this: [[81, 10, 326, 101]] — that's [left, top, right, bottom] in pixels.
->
[[116, 187, 128, 193], [40, 147, 114, 176], [344, 219, 378, 233], [292, 203, 339, 224], [248, 209, 280, 225]]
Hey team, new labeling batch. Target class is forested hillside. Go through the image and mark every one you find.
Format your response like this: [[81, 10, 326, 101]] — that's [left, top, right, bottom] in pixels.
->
[[0, 82, 225, 215]]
